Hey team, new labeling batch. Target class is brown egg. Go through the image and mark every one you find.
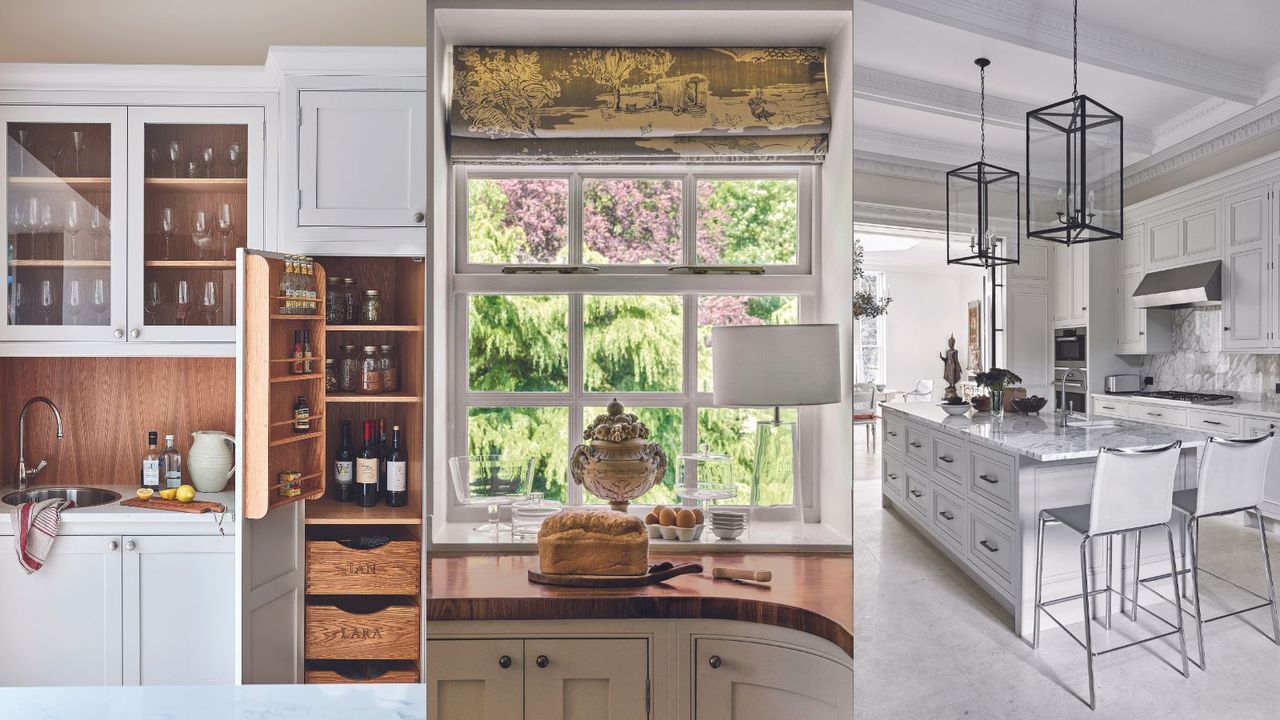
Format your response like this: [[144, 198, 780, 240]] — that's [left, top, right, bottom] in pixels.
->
[[644, 512, 659, 525], [658, 507, 677, 526], [675, 508, 697, 529], [691, 508, 705, 524], [652, 505, 668, 518]]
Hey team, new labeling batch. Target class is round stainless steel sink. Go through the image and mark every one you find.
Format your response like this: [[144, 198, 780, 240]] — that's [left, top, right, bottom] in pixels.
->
[[1, 487, 122, 509]]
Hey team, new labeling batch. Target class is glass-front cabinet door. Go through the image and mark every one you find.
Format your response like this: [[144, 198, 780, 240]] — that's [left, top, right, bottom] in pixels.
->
[[2, 106, 128, 341], [127, 106, 263, 343]]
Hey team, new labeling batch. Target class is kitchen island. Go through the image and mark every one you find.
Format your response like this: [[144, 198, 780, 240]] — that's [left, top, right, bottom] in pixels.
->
[[878, 402, 1210, 641]]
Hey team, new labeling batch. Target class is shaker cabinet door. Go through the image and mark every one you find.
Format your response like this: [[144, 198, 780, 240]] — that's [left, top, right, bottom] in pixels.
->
[[694, 638, 852, 720], [427, 639, 525, 720], [524, 638, 649, 720]]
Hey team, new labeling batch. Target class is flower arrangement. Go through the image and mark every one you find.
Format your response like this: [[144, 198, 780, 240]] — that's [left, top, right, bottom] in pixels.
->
[[974, 367, 1022, 392], [853, 240, 893, 320]]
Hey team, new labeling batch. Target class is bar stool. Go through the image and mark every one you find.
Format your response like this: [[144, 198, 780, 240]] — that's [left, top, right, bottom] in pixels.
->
[[1139, 433, 1280, 671], [1033, 441, 1189, 710]]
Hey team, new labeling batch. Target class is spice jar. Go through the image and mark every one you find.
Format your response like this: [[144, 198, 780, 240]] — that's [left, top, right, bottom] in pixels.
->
[[379, 344, 398, 392], [338, 344, 359, 393], [325, 277, 343, 324], [324, 358, 338, 392], [361, 290, 383, 324], [358, 345, 382, 394], [341, 278, 357, 324]]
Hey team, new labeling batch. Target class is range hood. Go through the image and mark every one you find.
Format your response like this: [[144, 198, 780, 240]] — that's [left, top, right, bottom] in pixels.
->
[[1132, 260, 1222, 309]]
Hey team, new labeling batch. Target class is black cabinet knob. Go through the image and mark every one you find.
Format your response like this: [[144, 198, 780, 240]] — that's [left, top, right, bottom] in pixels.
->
[[498, 655, 512, 669], [708, 655, 723, 669], [536, 655, 550, 669]]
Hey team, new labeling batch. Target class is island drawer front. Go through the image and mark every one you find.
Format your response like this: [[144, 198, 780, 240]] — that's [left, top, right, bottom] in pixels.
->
[[904, 423, 931, 466], [929, 485, 966, 551], [305, 602, 421, 660], [882, 454, 905, 500], [1128, 403, 1188, 427], [930, 434, 966, 489], [306, 532, 421, 595], [883, 416, 907, 454], [1188, 409, 1243, 435], [903, 465, 930, 519], [968, 448, 1016, 517], [1244, 418, 1280, 438], [1093, 398, 1129, 418], [967, 506, 1016, 588]]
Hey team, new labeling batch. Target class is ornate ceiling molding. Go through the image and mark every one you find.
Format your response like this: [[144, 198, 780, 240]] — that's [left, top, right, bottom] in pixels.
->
[[854, 201, 947, 232], [1125, 96, 1280, 189], [855, 127, 1022, 171], [863, 0, 1263, 104]]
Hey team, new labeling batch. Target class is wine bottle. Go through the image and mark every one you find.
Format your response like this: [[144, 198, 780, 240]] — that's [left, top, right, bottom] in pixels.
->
[[355, 420, 379, 507], [333, 420, 355, 502], [384, 425, 407, 507], [376, 418, 388, 497]]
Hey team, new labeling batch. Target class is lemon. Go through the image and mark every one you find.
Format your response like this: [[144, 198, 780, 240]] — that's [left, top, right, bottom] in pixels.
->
[[159, 488, 178, 501], [136, 488, 154, 500], [176, 485, 196, 503]]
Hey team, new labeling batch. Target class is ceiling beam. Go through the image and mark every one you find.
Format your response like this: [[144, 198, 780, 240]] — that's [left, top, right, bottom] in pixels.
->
[[855, 126, 1022, 170], [854, 65, 1154, 154], [862, 0, 1263, 105]]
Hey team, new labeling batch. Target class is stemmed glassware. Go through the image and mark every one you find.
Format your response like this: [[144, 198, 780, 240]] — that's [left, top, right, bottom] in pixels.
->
[[14, 129, 31, 176], [160, 207, 176, 260], [90, 278, 109, 324], [217, 202, 234, 260], [185, 161, 199, 179], [45, 139, 65, 176], [11, 281, 24, 324], [174, 280, 190, 326], [88, 205, 107, 259], [7, 203, 22, 261], [191, 209, 212, 260], [200, 281, 219, 325], [36, 279, 55, 325], [200, 146, 216, 178], [65, 201, 84, 260], [144, 281, 162, 322], [167, 140, 183, 178], [70, 131, 86, 176], [38, 202, 55, 260], [226, 142, 242, 178], [66, 279, 84, 325], [147, 146, 159, 177], [23, 197, 40, 260]]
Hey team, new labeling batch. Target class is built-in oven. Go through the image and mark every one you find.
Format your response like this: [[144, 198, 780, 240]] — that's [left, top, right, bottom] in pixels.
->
[[1054, 366, 1088, 413], [1054, 327, 1087, 367]]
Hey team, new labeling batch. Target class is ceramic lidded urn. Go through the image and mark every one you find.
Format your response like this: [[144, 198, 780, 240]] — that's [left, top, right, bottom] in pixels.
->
[[570, 399, 668, 512]]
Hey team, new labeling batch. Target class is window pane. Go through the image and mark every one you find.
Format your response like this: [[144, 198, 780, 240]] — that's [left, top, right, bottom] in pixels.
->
[[468, 295, 568, 391], [697, 178, 798, 265], [467, 407, 569, 502], [581, 406, 682, 507], [698, 408, 798, 505], [697, 295, 799, 393], [467, 178, 569, 264], [583, 294, 683, 392], [583, 178, 682, 264]]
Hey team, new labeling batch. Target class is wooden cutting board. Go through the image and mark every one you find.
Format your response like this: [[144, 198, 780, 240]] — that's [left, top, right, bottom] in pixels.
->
[[528, 562, 702, 588], [120, 497, 227, 514]]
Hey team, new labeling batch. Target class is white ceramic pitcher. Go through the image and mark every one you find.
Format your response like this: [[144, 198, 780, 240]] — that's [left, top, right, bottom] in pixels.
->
[[189, 430, 235, 493]]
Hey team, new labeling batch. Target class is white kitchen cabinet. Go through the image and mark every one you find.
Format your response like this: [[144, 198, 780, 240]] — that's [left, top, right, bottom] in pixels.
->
[[1116, 270, 1172, 354], [426, 639, 524, 720], [1144, 201, 1219, 270], [693, 638, 852, 720], [1243, 418, 1280, 519], [1119, 222, 1144, 273], [1005, 285, 1052, 400], [1052, 243, 1087, 328], [1007, 238, 1050, 286], [1147, 216, 1182, 269], [1183, 204, 1220, 260], [1223, 184, 1273, 350]]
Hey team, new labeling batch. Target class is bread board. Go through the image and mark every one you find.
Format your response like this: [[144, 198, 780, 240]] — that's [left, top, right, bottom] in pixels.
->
[[120, 497, 227, 514], [528, 562, 703, 588]]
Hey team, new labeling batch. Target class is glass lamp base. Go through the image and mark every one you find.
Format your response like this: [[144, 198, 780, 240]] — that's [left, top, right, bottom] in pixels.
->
[[750, 415, 802, 525]]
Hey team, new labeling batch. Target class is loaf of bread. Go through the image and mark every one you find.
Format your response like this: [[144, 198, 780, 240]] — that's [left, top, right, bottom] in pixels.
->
[[537, 510, 648, 576]]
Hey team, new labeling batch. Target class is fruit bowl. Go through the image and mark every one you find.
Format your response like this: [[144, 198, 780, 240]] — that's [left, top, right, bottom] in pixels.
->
[[938, 401, 971, 416], [1012, 396, 1048, 415]]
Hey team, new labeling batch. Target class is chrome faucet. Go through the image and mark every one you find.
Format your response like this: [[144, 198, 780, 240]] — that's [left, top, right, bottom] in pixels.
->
[[16, 396, 64, 491], [1057, 368, 1087, 428]]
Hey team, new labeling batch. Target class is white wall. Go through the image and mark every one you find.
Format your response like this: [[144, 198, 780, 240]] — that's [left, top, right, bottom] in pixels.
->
[[878, 271, 977, 393]]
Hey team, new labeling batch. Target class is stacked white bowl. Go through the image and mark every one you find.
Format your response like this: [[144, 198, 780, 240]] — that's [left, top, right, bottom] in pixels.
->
[[708, 509, 747, 540]]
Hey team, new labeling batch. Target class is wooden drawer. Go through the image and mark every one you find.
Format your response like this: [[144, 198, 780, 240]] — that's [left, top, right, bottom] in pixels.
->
[[930, 433, 965, 489], [305, 660, 418, 684], [305, 599, 420, 660], [882, 453, 905, 500], [883, 415, 906, 454], [306, 528, 421, 595], [904, 423, 931, 466], [968, 447, 1016, 517], [903, 465, 929, 519], [967, 506, 1016, 589], [929, 485, 965, 550], [1093, 398, 1129, 418], [1128, 402, 1188, 427], [1187, 408, 1243, 435]]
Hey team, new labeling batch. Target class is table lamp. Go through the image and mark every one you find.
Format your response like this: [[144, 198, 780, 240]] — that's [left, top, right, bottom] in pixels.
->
[[711, 324, 842, 517]]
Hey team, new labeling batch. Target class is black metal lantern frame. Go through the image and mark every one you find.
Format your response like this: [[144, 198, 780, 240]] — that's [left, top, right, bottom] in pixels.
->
[[1026, 94, 1124, 245], [946, 161, 1022, 267]]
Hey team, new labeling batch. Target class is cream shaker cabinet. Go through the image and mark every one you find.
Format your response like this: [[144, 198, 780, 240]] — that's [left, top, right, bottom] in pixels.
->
[[426, 639, 525, 720], [693, 638, 853, 720]]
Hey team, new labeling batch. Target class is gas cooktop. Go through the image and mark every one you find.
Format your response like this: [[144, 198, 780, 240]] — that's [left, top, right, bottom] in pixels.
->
[[1141, 391, 1235, 405]]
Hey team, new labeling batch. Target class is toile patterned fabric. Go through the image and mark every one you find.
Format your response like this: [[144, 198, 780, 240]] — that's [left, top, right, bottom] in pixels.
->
[[450, 46, 830, 164]]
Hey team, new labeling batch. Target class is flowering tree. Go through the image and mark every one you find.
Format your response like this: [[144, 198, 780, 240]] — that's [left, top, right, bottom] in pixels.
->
[[455, 48, 562, 137], [570, 48, 675, 112]]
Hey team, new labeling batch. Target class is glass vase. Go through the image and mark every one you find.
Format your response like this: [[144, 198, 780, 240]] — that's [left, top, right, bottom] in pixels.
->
[[990, 389, 1004, 418]]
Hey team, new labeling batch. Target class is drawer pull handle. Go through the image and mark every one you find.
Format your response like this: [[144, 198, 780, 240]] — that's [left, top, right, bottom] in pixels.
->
[[1147, 412, 1162, 417], [498, 655, 512, 669], [938, 511, 955, 521], [887, 431, 898, 437], [1101, 405, 1115, 410], [887, 473, 899, 479], [709, 655, 723, 669], [979, 474, 997, 484], [979, 540, 999, 553], [1202, 420, 1223, 426], [536, 655, 550, 669], [909, 442, 923, 448], [938, 455, 954, 463], [910, 489, 923, 498]]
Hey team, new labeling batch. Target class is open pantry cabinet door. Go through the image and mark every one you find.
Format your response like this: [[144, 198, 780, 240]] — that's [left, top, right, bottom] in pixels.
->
[[235, 249, 326, 683]]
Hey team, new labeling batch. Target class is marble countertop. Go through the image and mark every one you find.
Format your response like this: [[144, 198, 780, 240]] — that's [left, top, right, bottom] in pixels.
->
[[0, 684, 421, 720], [1092, 392, 1280, 419], [0, 483, 235, 536], [881, 402, 1210, 462]]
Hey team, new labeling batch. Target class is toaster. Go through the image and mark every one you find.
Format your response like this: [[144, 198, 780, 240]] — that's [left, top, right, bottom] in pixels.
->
[[1105, 374, 1142, 393]]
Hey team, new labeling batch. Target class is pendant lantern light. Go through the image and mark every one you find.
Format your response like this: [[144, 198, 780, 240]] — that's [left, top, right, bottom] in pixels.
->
[[1026, 0, 1123, 245], [947, 58, 1021, 268]]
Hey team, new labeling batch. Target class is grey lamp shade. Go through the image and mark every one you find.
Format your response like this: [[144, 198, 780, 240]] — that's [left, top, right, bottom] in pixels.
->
[[711, 324, 842, 407]]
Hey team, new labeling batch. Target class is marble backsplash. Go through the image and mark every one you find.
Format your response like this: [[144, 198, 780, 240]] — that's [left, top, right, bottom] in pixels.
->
[[1140, 307, 1280, 401]]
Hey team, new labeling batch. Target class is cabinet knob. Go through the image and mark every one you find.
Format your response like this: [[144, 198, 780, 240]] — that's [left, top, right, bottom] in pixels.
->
[[413, 211, 425, 223], [130, 328, 140, 339], [113, 328, 124, 339], [1225, 326, 1231, 331], [535, 655, 549, 669], [708, 655, 723, 669], [107, 540, 118, 551], [1138, 331, 1145, 336], [498, 655, 512, 669], [125, 540, 136, 552]]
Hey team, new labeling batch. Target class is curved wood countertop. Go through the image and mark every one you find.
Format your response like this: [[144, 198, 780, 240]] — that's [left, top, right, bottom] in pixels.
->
[[428, 552, 853, 657]]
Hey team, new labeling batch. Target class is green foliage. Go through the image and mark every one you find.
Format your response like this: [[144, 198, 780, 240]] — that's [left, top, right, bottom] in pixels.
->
[[468, 407, 569, 501], [584, 295, 683, 392], [698, 179, 798, 264], [469, 295, 568, 391]]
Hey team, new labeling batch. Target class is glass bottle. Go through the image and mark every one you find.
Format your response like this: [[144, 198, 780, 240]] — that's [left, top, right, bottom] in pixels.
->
[[376, 418, 388, 498], [355, 420, 379, 507], [379, 344, 398, 392], [325, 277, 342, 323], [333, 420, 355, 502], [338, 344, 359, 393], [161, 434, 182, 489], [342, 278, 357, 324], [361, 289, 383, 324], [140, 431, 161, 492], [292, 394, 311, 433], [384, 424, 407, 507], [358, 345, 382, 394], [324, 358, 338, 392]]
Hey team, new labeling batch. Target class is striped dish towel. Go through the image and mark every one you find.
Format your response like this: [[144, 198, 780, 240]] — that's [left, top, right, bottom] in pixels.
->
[[11, 498, 70, 574]]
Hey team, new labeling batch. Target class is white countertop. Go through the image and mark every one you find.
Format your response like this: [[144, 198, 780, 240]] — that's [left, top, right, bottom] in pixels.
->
[[431, 518, 852, 553], [881, 402, 1210, 462], [0, 684, 421, 720], [0, 484, 235, 536], [1092, 392, 1280, 420]]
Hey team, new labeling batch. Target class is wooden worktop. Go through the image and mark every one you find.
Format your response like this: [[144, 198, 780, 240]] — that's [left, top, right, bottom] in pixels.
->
[[427, 552, 853, 656]]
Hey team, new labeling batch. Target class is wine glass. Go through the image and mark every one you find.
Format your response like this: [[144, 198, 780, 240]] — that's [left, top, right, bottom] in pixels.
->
[[14, 129, 30, 176], [66, 279, 83, 325], [191, 210, 212, 260], [200, 281, 219, 325], [160, 207, 176, 260], [147, 146, 159, 177], [144, 280, 162, 322], [70, 131, 86, 176], [36, 279, 55, 325], [167, 140, 182, 178], [64, 200, 83, 260], [38, 202, 55, 260], [88, 205, 107, 259], [23, 196, 40, 260], [45, 139, 65, 176], [200, 146, 215, 178], [89, 278, 109, 324], [226, 142, 242, 178], [174, 280, 190, 326], [12, 281, 25, 324], [7, 202, 22, 262], [217, 202, 234, 260]]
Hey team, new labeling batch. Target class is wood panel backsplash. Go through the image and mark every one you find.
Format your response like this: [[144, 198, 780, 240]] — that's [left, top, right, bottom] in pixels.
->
[[0, 357, 234, 488]]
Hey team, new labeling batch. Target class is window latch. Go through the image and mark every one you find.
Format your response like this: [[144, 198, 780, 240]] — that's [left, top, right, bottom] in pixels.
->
[[666, 265, 765, 275], [500, 265, 600, 274]]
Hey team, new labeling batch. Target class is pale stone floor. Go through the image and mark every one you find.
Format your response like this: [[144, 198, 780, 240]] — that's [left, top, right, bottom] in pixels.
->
[[853, 432, 1280, 719]]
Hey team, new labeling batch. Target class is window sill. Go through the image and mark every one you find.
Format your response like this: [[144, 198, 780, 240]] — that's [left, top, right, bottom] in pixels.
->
[[429, 520, 851, 554]]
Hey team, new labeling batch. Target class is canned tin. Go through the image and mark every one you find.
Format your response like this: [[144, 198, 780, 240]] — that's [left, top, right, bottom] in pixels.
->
[[279, 470, 302, 497]]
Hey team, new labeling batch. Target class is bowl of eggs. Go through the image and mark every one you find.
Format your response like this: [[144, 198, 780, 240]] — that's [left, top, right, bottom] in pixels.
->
[[644, 505, 705, 541]]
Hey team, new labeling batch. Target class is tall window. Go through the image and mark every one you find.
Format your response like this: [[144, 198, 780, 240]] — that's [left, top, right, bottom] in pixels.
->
[[453, 166, 816, 507], [854, 272, 886, 384]]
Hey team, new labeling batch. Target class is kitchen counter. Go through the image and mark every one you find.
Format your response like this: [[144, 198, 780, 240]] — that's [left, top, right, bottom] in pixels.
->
[[0, 683, 421, 720], [1092, 392, 1280, 420], [883, 401, 1210, 461], [427, 551, 853, 656], [0, 484, 235, 536], [430, 518, 851, 552]]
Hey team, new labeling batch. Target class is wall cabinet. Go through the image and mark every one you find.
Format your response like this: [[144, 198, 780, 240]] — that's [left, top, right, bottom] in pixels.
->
[[0, 533, 233, 686], [693, 638, 853, 720], [1117, 221, 1173, 355], [1052, 243, 1088, 328], [1146, 200, 1220, 271], [1222, 184, 1274, 350]]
